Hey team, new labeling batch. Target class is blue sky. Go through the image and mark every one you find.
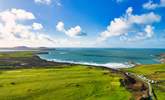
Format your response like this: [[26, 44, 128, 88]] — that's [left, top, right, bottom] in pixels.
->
[[0, 0, 165, 48]]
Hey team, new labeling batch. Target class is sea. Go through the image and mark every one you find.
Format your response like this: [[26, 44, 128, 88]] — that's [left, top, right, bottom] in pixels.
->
[[38, 48, 165, 68]]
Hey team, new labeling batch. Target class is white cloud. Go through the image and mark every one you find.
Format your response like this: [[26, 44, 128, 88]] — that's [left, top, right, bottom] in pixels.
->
[[143, 0, 165, 10], [0, 8, 55, 47], [126, 7, 133, 16], [0, 8, 35, 26], [56, 21, 65, 32], [65, 26, 82, 37], [98, 7, 161, 42], [32, 23, 43, 30], [120, 25, 154, 41], [34, 0, 51, 5], [56, 21, 85, 37], [11, 9, 35, 20], [145, 25, 154, 38]]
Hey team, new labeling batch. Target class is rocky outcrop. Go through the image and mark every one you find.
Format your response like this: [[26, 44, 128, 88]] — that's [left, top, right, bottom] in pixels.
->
[[159, 53, 165, 63]]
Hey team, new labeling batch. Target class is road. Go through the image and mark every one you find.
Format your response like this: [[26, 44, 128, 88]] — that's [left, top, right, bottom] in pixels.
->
[[126, 72, 156, 100]]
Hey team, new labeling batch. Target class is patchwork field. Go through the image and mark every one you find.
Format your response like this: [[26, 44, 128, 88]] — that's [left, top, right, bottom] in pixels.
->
[[0, 66, 132, 100]]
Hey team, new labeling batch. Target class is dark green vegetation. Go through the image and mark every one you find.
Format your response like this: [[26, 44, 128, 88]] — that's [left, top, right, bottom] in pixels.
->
[[0, 51, 34, 58], [123, 64, 165, 100], [0, 51, 66, 69], [0, 51, 133, 100]]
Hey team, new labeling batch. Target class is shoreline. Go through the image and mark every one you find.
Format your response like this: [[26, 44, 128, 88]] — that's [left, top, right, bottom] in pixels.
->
[[1, 49, 163, 69], [39, 57, 135, 69], [0, 50, 163, 69]]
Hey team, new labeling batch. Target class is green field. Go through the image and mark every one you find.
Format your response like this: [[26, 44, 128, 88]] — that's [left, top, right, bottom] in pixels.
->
[[0, 66, 132, 100], [0, 51, 34, 58], [123, 64, 165, 100]]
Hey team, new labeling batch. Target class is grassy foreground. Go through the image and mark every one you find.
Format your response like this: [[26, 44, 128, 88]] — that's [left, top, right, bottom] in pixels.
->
[[123, 64, 165, 100], [0, 66, 131, 100], [0, 51, 133, 100]]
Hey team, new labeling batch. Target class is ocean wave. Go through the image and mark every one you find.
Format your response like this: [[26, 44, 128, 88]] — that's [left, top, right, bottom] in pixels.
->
[[41, 57, 134, 69], [59, 52, 67, 54]]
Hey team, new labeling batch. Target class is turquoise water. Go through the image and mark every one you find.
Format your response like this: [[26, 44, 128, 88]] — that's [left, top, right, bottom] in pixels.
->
[[38, 48, 165, 68]]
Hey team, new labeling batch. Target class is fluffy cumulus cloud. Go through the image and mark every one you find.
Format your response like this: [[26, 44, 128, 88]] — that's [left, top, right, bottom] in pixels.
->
[[143, 0, 165, 10], [56, 21, 65, 32], [98, 7, 161, 42], [56, 21, 86, 37], [32, 23, 43, 30], [34, 0, 51, 5], [0, 8, 55, 47], [120, 25, 154, 41], [65, 26, 82, 37]]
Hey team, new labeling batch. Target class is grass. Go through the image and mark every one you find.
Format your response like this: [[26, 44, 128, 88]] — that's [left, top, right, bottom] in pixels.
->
[[0, 51, 59, 69], [0, 66, 132, 100], [123, 64, 165, 100], [122, 64, 165, 81], [0, 51, 35, 67], [0, 51, 34, 58]]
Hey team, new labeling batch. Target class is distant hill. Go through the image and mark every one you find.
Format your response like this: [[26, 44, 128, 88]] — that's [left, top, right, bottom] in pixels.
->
[[0, 46, 53, 51], [13, 46, 32, 50]]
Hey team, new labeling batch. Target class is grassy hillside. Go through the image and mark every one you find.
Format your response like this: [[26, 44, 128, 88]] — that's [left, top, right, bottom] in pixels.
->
[[0, 66, 132, 100], [0, 51, 34, 58], [0, 51, 134, 100], [0, 51, 64, 69], [123, 64, 165, 100]]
